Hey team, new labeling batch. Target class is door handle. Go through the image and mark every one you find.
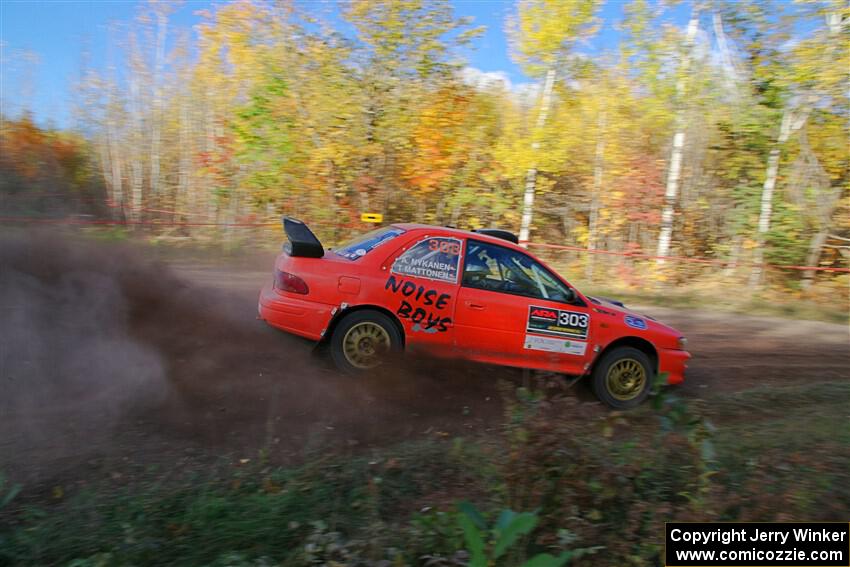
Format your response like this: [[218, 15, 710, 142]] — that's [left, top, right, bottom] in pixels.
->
[[465, 301, 485, 310]]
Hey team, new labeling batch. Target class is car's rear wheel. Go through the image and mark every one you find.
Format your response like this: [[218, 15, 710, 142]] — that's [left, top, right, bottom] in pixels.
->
[[591, 346, 653, 409], [330, 310, 402, 373]]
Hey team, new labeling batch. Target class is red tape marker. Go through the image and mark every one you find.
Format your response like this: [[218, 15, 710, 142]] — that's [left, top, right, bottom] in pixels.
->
[[522, 241, 850, 273]]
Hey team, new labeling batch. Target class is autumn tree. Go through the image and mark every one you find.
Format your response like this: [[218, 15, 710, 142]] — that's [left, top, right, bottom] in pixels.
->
[[508, 0, 600, 245]]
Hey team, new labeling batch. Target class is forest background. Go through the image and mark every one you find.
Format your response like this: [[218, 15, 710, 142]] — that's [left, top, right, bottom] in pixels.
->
[[1, 0, 848, 302]]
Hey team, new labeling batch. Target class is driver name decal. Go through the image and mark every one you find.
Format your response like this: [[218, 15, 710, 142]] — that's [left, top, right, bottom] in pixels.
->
[[527, 305, 589, 340], [391, 237, 462, 283]]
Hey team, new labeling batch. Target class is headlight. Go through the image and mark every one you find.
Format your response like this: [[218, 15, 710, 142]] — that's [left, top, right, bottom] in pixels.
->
[[677, 337, 688, 349]]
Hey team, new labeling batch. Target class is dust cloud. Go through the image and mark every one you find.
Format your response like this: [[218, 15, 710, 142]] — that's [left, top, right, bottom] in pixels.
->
[[0, 230, 504, 489], [1, 232, 172, 471]]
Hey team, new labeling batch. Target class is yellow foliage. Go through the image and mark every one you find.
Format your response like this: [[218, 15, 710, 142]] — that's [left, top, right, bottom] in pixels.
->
[[509, 0, 601, 75]]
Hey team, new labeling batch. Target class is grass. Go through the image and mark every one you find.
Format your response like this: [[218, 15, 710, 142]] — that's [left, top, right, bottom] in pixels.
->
[[2, 381, 847, 566], [707, 381, 850, 473], [0, 441, 496, 566]]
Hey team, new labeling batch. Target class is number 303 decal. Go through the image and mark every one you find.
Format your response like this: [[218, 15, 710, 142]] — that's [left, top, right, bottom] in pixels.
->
[[558, 312, 589, 328], [427, 239, 461, 255]]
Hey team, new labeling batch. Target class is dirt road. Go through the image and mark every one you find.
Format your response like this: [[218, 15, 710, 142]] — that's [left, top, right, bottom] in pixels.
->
[[2, 234, 848, 494]]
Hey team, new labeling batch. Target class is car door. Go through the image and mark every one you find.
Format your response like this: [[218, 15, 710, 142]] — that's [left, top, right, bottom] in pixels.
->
[[378, 233, 463, 357], [453, 239, 593, 375]]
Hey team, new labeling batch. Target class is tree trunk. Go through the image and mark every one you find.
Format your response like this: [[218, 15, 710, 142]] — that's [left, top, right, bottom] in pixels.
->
[[128, 60, 144, 223], [656, 11, 699, 264], [203, 89, 217, 220], [177, 95, 191, 218], [723, 234, 742, 277], [749, 109, 809, 286], [149, 9, 167, 199], [518, 67, 556, 247], [801, 228, 830, 290], [450, 204, 462, 227], [106, 125, 124, 220], [225, 187, 239, 243], [749, 146, 782, 285], [751, 10, 841, 286], [586, 110, 606, 279], [712, 12, 740, 101], [96, 132, 115, 211], [104, 78, 125, 220]]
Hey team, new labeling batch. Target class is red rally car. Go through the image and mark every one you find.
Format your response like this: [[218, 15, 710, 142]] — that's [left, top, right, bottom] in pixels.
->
[[259, 218, 690, 409]]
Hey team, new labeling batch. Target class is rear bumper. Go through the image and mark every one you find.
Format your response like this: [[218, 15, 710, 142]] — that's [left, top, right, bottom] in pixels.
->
[[258, 283, 335, 341], [659, 348, 690, 385]]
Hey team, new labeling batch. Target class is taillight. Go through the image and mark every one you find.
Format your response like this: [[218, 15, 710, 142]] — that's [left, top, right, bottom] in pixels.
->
[[275, 270, 309, 294]]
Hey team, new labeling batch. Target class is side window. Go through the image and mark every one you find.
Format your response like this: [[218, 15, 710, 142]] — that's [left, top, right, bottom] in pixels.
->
[[391, 236, 463, 284], [463, 241, 574, 302]]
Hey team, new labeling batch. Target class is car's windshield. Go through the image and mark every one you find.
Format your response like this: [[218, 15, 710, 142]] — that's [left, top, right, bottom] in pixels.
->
[[333, 227, 405, 260]]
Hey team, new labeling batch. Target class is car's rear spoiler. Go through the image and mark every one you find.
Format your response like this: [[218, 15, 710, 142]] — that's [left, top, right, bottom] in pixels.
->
[[282, 217, 324, 258]]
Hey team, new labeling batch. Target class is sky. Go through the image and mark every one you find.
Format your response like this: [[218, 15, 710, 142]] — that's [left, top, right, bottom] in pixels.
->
[[0, 0, 679, 128]]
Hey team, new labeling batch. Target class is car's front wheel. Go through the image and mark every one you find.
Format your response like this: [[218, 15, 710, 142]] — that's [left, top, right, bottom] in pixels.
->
[[330, 310, 403, 373], [591, 346, 653, 409]]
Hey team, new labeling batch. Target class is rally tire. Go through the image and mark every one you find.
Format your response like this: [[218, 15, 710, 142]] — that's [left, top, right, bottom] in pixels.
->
[[330, 310, 403, 373], [591, 346, 653, 409]]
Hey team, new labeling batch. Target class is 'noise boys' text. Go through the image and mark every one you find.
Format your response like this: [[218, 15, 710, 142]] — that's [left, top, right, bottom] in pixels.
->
[[385, 275, 452, 332]]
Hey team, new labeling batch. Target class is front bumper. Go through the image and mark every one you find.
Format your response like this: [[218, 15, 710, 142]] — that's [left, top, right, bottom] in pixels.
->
[[258, 283, 335, 341], [659, 348, 691, 385]]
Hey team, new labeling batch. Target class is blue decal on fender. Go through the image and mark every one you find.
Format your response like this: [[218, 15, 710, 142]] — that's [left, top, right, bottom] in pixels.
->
[[624, 315, 647, 330]]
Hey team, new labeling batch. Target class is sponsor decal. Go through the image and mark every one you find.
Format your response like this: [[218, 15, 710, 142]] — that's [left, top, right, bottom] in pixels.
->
[[593, 307, 617, 316], [391, 237, 462, 283], [527, 305, 590, 340], [523, 334, 587, 356], [624, 315, 647, 330]]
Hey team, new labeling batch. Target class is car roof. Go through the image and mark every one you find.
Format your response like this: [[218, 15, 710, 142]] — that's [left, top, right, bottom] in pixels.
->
[[388, 222, 587, 304], [391, 223, 524, 250]]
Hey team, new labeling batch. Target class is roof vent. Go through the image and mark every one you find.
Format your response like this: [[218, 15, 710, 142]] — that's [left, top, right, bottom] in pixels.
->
[[472, 228, 519, 244]]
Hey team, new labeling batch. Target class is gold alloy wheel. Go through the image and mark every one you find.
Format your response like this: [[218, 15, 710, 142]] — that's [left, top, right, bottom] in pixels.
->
[[606, 358, 647, 401], [342, 321, 391, 369]]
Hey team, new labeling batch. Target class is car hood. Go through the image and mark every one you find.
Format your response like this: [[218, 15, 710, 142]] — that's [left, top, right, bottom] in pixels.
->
[[588, 295, 641, 316], [588, 296, 680, 336]]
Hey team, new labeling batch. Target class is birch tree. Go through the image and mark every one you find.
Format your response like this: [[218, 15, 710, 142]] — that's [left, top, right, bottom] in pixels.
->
[[791, 5, 848, 287], [344, 0, 482, 218], [127, 31, 146, 221], [748, 107, 809, 284], [655, 8, 700, 263], [749, 2, 847, 285], [787, 129, 843, 289], [147, 2, 171, 198], [509, 0, 599, 246]]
